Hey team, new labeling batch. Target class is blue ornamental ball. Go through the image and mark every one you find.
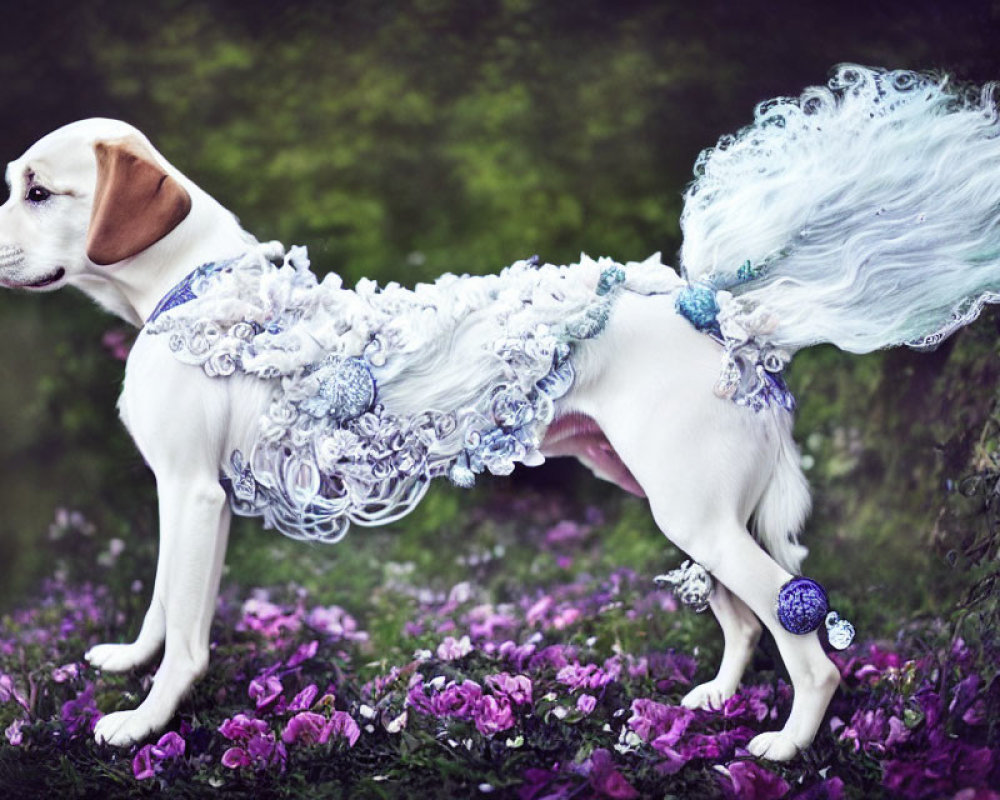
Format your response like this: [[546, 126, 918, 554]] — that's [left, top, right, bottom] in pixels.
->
[[776, 577, 829, 635], [301, 356, 377, 424], [675, 283, 721, 333]]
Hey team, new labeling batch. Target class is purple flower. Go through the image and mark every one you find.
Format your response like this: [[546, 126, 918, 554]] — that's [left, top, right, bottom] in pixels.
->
[[221, 747, 251, 769], [719, 761, 791, 800], [577, 694, 597, 715], [287, 639, 319, 668], [51, 663, 80, 684], [526, 595, 554, 625], [282, 712, 326, 745], [289, 684, 319, 712], [951, 791, 1000, 800], [551, 607, 582, 630], [474, 694, 515, 736], [60, 683, 101, 735], [722, 686, 773, 723], [545, 520, 585, 546], [794, 777, 846, 800], [101, 328, 132, 361], [831, 644, 903, 684], [467, 605, 518, 640], [4, 719, 25, 746], [218, 713, 285, 770], [245, 730, 285, 768], [950, 674, 982, 722], [883, 741, 994, 798], [885, 715, 910, 747], [320, 711, 360, 747], [437, 635, 473, 661], [153, 731, 185, 759], [587, 749, 639, 799], [556, 662, 614, 692], [239, 593, 302, 639], [498, 640, 537, 670], [834, 708, 890, 755], [435, 680, 483, 718], [485, 672, 533, 705], [0, 673, 28, 711], [626, 652, 698, 688], [539, 644, 578, 670], [407, 678, 436, 715], [219, 713, 270, 741], [133, 745, 156, 781], [248, 673, 284, 710], [628, 699, 694, 744], [306, 604, 367, 642], [133, 732, 186, 780], [520, 765, 573, 800], [654, 728, 755, 773]]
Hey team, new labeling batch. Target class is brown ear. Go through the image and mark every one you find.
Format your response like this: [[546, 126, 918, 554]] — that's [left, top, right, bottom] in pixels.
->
[[85, 136, 192, 266]]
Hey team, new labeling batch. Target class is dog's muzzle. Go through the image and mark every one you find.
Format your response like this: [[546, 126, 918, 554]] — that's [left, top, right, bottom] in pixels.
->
[[0, 245, 66, 288], [0, 244, 25, 269]]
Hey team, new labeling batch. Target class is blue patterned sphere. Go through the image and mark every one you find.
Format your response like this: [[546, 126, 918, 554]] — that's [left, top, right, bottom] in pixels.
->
[[675, 284, 720, 333], [776, 577, 829, 635]]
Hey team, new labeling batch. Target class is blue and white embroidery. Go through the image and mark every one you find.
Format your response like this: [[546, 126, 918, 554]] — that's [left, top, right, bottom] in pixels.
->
[[145, 247, 675, 543], [675, 271, 795, 413]]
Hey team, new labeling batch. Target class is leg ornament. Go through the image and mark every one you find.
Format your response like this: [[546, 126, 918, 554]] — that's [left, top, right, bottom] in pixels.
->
[[655, 560, 714, 613], [776, 576, 855, 650]]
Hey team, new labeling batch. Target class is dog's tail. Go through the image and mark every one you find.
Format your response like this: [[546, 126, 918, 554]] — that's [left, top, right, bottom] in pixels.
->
[[680, 65, 1000, 354], [753, 413, 811, 574]]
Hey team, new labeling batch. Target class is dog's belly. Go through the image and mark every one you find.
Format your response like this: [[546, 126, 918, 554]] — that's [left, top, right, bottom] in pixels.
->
[[541, 412, 645, 497]]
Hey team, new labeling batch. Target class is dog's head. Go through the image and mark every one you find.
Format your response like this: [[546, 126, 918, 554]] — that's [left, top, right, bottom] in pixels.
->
[[0, 118, 193, 295]]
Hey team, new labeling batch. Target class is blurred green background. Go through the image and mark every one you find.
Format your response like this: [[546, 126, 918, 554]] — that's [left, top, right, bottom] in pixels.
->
[[1, 0, 999, 632]]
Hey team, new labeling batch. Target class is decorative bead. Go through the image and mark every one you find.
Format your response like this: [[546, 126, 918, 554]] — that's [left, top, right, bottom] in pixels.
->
[[675, 283, 721, 333], [596, 265, 626, 296], [449, 457, 476, 488], [229, 450, 257, 503], [776, 577, 829, 635], [655, 560, 714, 613], [825, 611, 856, 650], [300, 357, 377, 424], [735, 259, 765, 284]]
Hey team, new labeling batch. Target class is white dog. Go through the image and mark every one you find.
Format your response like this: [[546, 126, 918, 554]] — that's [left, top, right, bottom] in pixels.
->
[[2, 66, 997, 761]]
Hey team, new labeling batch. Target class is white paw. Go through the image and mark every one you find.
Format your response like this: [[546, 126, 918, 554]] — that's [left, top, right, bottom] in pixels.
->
[[94, 706, 170, 747], [86, 642, 157, 673], [747, 730, 801, 761], [681, 680, 736, 711]]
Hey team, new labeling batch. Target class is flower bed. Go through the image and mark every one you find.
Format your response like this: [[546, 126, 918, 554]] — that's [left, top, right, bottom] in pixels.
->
[[1, 524, 998, 798]]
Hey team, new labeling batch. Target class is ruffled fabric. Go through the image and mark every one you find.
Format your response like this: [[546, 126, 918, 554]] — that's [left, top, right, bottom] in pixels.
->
[[146, 246, 677, 542]]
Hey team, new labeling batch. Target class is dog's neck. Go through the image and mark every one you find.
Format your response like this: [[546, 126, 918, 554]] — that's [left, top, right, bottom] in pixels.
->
[[71, 188, 254, 327]]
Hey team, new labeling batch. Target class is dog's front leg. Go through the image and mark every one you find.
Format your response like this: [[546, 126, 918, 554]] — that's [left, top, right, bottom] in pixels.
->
[[85, 532, 171, 673], [93, 476, 231, 747]]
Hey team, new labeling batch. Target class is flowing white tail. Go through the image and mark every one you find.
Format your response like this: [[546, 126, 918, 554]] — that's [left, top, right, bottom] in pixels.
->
[[680, 65, 1000, 354]]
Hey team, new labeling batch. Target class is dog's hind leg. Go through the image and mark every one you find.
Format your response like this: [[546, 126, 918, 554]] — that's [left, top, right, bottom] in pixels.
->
[[625, 427, 838, 760], [667, 516, 839, 759], [93, 475, 231, 746], [681, 583, 761, 710]]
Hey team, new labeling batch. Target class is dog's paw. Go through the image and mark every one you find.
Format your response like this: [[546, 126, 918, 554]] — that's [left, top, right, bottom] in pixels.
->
[[94, 707, 170, 747], [86, 642, 157, 673], [747, 730, 801, 761], [681, 680, 736, 711]]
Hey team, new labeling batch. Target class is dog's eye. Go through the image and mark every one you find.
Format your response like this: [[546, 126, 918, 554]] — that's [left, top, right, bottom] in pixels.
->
[[25, 185, 51, 204]]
